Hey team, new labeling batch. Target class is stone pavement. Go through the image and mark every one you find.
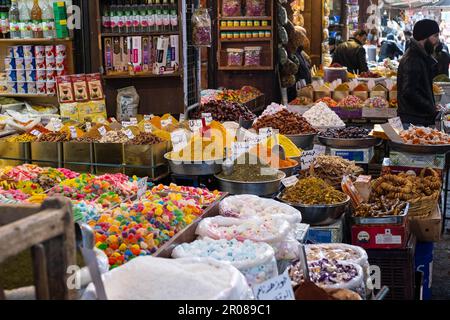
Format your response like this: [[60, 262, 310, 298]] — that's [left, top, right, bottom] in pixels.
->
[[431, 206, 450, 300]]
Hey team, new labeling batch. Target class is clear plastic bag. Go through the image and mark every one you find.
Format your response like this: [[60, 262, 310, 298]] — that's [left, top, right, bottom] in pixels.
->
[[172, 238, 278, 286], [82, 256, 254, 300], [192, 7, 212, 47], [222, 0, 242, 17], [227, 49, 244, 66], [116, 86, 139, 122], [245, 0, 266, 16], [244, 46, 262, 67]]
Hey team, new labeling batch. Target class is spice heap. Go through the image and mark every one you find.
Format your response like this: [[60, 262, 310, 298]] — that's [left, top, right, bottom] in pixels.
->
[[320, 127, 371, 139], [302, 102, 345, 127], [7, 133, 37, 142], [191, 101, 256, 122], [290, 96, 313, 106], [309, 155, 363, 188], [251, 146, 298, 169], [315, 97, 338, 108], [281, 177, 347, 205], [400, 126, 450, 145], [337, 95, 363, 108], [216, 86, 262, 104], [289, 259, 360, 287], [354, 198, 407, 218], [168, 135, 225, 162], [371, 170, 442, 202], [253, 109, 317, 135], [363, 97, 389, 108], [217, 153, 282, 182]]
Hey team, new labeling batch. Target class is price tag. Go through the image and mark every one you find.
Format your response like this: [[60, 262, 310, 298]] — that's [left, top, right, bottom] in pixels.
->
[[161, 118, 173, 127], [282, 175, 299, 188], [300, 144, 326, 170], [122, 121, 131, 128], [179, 113, 185, 122], [243, 130, 261, 146], [252, 270, 295, 301], [85, 122, 92, 132], [144, 124, 152, 133], [53, 119, 62, 132], [98, 126, 107, 136], [232, 141, 250, 159], [69, 126, 77, 139], [201, 113, 213, 125], [144, 114, 154, 121], [109, 117, 118, 123], [189, 119, 203, 133], [171, 130, 188, 152], [259, 127, 274, 140], [130, 117, 138, 125], [388, 117, 404, 133], [31, 129, 42, 137], [137, 177, 148, 199], [124, 129, 135, 140]]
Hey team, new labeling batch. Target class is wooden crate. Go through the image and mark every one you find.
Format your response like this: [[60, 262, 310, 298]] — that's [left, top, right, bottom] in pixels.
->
[[0, 198, 76, 300]]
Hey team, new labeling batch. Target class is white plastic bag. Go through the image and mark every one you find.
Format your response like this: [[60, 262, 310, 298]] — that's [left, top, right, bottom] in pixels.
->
[[116, 86, 139, 122], [82, 256, 253, 300], [219, 195, 302, 226], [172, 238, 278, 286]]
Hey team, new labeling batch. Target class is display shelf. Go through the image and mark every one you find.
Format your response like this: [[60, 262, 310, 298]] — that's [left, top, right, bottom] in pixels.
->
[[103, 72, 182, 79], [218, 66, 273, 71], [0, 38, 73, 44], [219, 26, 272, 31], [101, 31, 180, 37], [220, 38, 272, 42], [0, 93, 56, 98], [219, 16, 272, 21]]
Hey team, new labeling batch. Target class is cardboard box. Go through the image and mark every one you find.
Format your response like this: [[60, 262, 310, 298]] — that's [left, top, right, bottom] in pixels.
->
[[86, 73, 104, 100], [112, 37, 122, 72], [59, 102, 79, 120], [382, 158, 444, 178], [389, 151, 446, 170], [71, 74, 89, 102], [352, 219, 410, 249], [131, 36, 143, 72], [56, 75, 75, 103], [121, 37, 129, 71], [409, 206, 442, 242], [142, 37, 151, 71], [103, 37, 113, 73]]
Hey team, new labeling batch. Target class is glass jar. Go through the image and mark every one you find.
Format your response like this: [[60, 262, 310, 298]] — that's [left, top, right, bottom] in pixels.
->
[[227, 32, 233, 39], [252, 31, 258, 38], [227, 20, 233, 27], [233, 32, 239, 38], [247, 20, 253, 27], [261, 20, 268, 27], [233, 20, 240, 27], [221, 21, 227, 27], [244, 46, 262, 67], [254, 20, 260, 27], [246, 32, 252, 38], [240, 32, 246, 38], [240, 21, 246, 27], [227, 48, 244, 66], [265, 31, 271, 38]]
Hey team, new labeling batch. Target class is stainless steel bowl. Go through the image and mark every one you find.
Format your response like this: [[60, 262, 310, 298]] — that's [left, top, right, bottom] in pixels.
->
[[215, 172, 286, 196], [276, 194, 350, 226], [318, 136, 381, 148], [278, 160, 299, 177], [286, 133, 317, 150], [164, 153, 224, 176], [389, 141, 450, 154]]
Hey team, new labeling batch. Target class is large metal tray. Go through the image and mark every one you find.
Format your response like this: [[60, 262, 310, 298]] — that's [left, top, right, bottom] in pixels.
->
[[165, 153, 223, 176], [318, 136, 381, 148], [276, 194, 350, 226], [389, 141, 450, 154], [215, 172, 286, 196], [351, 203, 409, 225], [286, 133, 317, 150]]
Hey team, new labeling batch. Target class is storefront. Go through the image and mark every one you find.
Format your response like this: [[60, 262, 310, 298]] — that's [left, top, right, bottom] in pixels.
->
[[0, 0, 448, 303]]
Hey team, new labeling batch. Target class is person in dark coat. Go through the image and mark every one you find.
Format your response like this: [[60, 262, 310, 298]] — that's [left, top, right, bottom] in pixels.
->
[[397, 19, 440, 127], [332, 30, 369, 74], [287, 46, 312, 102], [378, 34, 403, 61], [434, 41, 450, 77], [404, 30, 412, 51]]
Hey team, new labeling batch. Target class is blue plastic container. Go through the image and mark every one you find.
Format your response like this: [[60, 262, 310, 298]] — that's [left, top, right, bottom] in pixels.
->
[[414, 242, 434, 300]]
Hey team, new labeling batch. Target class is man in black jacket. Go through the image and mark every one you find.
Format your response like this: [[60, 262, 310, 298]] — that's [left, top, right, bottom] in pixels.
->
[[378, 34, 403, 62], [397, 19, 440, 127], [332, 30, 369, 74]]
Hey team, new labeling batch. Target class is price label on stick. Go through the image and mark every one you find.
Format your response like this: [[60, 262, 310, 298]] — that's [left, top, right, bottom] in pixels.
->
[[124, 129, 134, 140], [202, 113, 213, 125], [98, 126, 107, 136], [171, 130, 188, 152], [243, 130, 261, 146], [252, 270, 295, 300], [31, 129, 42, 137], [300, 144, 326, 170], [69, 126, 77, 139], [259, 127, 274, 140], [232, 142, 250, 159], [53, 120, 62, 132], [144, 124, 152, 133], [388, 117, 404, 133], [179, 113, 185, 122], [282, 175, 299, 188], [161, 118, 172, 127], [85, 122, 92, 132], [144, 114, 154, 121], [130, 117, 138, 125], [189, 119, 203, 133], [137, 177, 148, 199]]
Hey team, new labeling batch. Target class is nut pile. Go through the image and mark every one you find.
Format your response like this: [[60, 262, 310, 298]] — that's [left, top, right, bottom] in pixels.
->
[[38, 132, 70, 142], [252, 109, 317, 135], [191, 101, 256, 122], [128, 132, 163, 145], [354, 197, 407, 218], [320, 127, 371, 139]]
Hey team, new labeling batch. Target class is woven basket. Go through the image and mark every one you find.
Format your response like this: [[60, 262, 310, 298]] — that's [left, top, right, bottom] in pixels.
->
[[406, 168, 441, 218]]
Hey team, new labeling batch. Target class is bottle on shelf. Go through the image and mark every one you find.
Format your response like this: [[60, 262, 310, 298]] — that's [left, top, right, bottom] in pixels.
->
[[154, 0, 162, 32], [102, 1, 111, 33], [8, 0, 20, 39], [170, 0, 177, 32], [147, 0, 155, 32], [42, 0, 55, 38], [110, 1, 118, 33], [132, 0, 140, 33], [124, 1, 132, 33], [0, 6, 9, 37], [19, 0, 32, 39], [139, 1, 148, 33], [31, 0, 43, 38], [117, 2, 125, 34]]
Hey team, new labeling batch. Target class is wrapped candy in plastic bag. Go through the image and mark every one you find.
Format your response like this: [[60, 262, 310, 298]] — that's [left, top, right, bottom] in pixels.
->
[[219, 195, 302, 227], [82, 256, 253, 300], [172, 238, 278, 286], [246, 0, 266, 16], [192, 7, 212, 47], [222, 0, 242, 17]]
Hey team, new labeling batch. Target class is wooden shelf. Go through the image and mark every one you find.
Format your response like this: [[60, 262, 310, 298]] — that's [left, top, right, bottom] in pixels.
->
[[0, 38, 73, 44], [101, 31, 180, 37], [103, 72, 182, 79], [220, 38, 272, 42], [218, 66, 273, 71], [219, 26, 272, 31], [219, 16, 272, 21], [0, 93, 57, 98]]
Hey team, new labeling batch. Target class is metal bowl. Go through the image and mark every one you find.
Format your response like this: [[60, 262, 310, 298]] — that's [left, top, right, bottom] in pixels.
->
[[278, 160, 299, 177], [276, 194, 351, 226], [286, 133, 317, 150], [215, 171, 286, 196], [389, 141, 450, 155], [318, 136, 381, 148], [164, 153, 224, 176]]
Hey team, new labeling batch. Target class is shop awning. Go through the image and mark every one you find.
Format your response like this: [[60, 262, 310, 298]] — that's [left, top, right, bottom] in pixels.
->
[[423, 0, 450, 8], [384, 0, 441, 9]]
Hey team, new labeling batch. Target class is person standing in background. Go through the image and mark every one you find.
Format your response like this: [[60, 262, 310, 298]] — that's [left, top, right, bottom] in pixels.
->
[[332, 30, 369, 74], [404, 30, 412, 51], [434, 41, 450, 77], [397, 19, 440, 127], [378, 34, 404, 61]]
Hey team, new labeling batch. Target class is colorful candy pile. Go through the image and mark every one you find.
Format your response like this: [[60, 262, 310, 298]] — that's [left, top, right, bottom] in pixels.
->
[[151, 183, 222, 207], [337, 95, 363, 108]]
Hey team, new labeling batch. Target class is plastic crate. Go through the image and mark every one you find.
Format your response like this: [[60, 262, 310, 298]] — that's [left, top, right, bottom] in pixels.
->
[[366, 234, 416, 300]]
